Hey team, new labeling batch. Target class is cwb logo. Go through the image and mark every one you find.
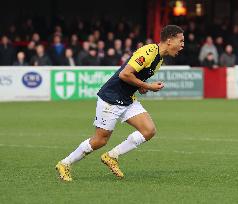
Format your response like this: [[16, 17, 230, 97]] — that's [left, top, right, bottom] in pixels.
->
[[22, 72, 42, 88], [54, 71, 76, 99]]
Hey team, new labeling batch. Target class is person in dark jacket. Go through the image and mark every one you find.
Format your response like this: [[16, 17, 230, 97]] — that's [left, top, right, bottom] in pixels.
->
[[101, 48, 119, 66], [201, 52, 218, 69], [219, 44, 236, 67], [76, 41, 90, 65], [62, 48, 76, 66], [0, 35, 16, 65], [82, 47, 100, 66], [30, 44, 52, 66], [184, 33, 200, 66]]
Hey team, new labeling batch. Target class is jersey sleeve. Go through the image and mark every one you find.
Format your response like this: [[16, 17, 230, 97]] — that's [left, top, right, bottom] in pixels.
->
[[128, 44, 158, 72]]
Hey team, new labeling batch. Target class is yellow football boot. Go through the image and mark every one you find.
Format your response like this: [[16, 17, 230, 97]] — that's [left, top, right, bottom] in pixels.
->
[[101, 152, 124, 179], [55, 162, 72, 182]]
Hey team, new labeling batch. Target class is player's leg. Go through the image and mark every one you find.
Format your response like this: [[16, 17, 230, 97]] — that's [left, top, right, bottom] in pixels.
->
[[126, 112, 156, 141], [56, 127, 112, 181], [101, 101, 154, 178], [107, 101, 156, 159], [61, 127, 112, 165], [56, 97, 124, 181]]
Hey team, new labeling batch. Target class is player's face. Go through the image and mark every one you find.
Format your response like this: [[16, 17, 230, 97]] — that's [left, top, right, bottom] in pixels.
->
[[168, 33, 184, 57]]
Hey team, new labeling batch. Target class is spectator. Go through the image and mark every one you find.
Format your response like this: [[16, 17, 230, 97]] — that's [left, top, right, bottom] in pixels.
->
[[120, 50, 131, 65], [145, 38, 153, 44], [201, 52, 218, 69], [54, 25, 63, 38], [25, 41, 36, 62], [93, 30, 101, 43], [187, 21, 201, 42], [76, 20, 88, 41], [184, 33, 200, 66], [68, 34, 81, 58], [7, 25, 18, 42], [124, 37, 133, 54], [199, 36, 218, 64], [219, 44, 236, 67], [31, 33, 41, 45], [13, 52, 28, 66], [30, 44, 52, 66], [97, 40, 105, 60], [48, 34, 65, 65], [101, 48, 118, 66], [215, 36, 224, 57], [105, 32, 114, 49], [21, 18, 35, 41], [82, 47, 100, 66], [229, 25, 238, 64], [76, 41, 90, 65], [114, 39, 123, 61], [0, 35, 16, 65], [136, 42, 144, 49], [115, 22, 127, 40], [62, 48, 76, 66], [131, 25, 142, 47], [87, 34, 97, 49]]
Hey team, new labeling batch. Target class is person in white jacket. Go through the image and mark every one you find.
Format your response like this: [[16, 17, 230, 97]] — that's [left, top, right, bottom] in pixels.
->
[[199, 36, 218, 65]]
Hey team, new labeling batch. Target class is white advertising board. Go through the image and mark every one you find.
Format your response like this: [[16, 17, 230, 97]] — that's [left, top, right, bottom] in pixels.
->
[[227, 67, 238, 99], [0, 67, 50, 101]]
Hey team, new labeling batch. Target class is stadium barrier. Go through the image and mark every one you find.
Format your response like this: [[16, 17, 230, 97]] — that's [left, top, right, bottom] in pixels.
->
[[227, 66, 238, 99], [0, 67, 50, 101], [203, 67, 227, 98], [0, 66, 237, 102], [143, 67, 203, 98]]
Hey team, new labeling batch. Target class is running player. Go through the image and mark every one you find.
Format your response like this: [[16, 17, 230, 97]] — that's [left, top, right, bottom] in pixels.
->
[[56, 25, 184, 181]]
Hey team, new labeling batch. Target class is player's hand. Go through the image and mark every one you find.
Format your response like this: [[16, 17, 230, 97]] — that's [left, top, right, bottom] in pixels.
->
[[138, 87, 148, 94], [147, 81, 164, 92]]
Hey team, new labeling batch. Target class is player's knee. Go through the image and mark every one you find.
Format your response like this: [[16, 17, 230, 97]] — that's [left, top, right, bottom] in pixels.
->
[[94, 128, 112, 147], [100, 137, 109, 146], [94, 136, 108, 148], [142, 126, 157, 140]]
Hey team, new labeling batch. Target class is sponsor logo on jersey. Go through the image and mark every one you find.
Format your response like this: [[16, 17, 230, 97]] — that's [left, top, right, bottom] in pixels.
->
[[135, 56, 145, 66]]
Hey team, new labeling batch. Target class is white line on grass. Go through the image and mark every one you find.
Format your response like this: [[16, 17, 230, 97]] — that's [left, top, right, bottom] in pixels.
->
[[0, 143, 237, 156]]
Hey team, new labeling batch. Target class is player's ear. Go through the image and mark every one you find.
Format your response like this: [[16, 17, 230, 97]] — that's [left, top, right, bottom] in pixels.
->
[[167, 38, 171, 45]]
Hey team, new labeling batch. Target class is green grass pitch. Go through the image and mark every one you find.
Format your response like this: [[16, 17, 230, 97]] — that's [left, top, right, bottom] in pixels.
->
[[0, 99, 238, 204]]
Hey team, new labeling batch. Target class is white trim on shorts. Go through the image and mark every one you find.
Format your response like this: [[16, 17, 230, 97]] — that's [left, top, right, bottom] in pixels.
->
[[93, 97, 147, 131]]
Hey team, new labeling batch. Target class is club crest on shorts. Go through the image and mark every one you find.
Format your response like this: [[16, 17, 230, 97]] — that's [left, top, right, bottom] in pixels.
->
[[135, 56, 145, 66]]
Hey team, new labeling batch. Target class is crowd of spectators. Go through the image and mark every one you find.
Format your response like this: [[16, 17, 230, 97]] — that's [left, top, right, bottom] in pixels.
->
[[0, 16, 238, 68], [168, 21, 238, 68]]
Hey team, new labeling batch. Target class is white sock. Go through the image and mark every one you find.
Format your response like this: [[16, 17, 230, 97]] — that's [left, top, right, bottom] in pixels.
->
[[61, 138, 93, 165], [108, 131, 146, 159]]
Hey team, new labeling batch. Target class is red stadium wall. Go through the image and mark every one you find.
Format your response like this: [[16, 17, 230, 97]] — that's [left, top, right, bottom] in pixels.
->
[[203, 67, 227, 98]]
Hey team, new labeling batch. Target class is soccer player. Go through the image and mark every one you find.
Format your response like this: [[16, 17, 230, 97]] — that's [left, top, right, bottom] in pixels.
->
[[56, 25, 184, 181]]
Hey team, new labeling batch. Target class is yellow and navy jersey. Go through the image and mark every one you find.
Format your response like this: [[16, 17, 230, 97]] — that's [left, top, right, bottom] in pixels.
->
[[97, 44, 163, 106]]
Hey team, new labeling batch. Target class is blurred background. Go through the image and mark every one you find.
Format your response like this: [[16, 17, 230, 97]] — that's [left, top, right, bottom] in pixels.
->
[[0, 0, 238, 101], [0, 0, 238, 67]]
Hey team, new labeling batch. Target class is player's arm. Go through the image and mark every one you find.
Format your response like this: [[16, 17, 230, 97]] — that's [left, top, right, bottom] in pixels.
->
[[119, 64, 164, 92], [119, 45, 164, 92]]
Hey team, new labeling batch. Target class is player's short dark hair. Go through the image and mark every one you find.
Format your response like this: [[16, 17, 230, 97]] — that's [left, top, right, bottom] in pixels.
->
[[160, 25, 184, 42]]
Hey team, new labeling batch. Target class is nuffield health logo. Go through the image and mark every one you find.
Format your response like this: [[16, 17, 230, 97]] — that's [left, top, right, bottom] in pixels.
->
[[54, 71, 76, 99], [51, 69, 115, 100]]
